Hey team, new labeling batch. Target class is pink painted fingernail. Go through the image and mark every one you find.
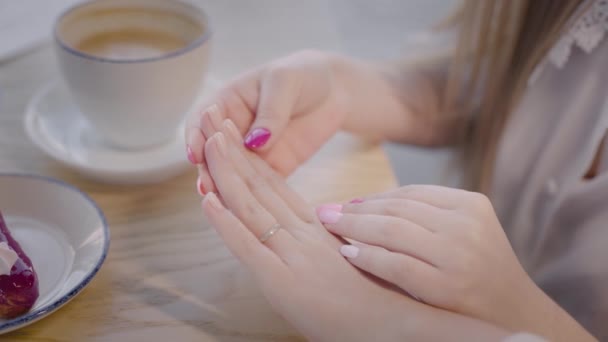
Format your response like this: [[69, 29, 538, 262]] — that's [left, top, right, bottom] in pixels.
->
[[317, 206, 343, 224], [350, 198, 364, 204], [187, 145, 197, 164], [196, 177, 206, 196], [340, 245, 359, 258], [244, 128, 271, 149]]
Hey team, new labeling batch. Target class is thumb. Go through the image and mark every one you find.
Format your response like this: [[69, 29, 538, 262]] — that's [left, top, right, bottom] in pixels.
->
[[244, 69, 298, 150]]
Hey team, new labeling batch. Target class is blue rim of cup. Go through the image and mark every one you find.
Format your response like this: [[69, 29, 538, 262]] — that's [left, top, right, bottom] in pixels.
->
[[0, 173, 110, 333], [53, 0, 212, 64]]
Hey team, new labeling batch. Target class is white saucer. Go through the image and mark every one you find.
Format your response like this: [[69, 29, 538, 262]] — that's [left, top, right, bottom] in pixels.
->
[[24, 79, 219, 184], [0, 173, 109, 334]]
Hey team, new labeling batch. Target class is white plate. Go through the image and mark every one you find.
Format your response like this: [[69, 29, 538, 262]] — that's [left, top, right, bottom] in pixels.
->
[[0, 174, 109, 334], [24, 79, 219, 185]]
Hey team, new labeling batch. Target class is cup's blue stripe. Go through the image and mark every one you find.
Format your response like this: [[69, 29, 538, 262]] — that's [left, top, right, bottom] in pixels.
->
[[54, 0, 212, 64]]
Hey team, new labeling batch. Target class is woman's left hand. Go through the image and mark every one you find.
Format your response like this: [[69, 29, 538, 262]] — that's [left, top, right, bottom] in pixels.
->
[[198, 119, 515, 341], [317, 185, 543, 333]]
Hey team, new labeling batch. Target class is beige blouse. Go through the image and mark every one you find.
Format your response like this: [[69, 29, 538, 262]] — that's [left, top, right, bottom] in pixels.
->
[[490, 0, 608, 339]]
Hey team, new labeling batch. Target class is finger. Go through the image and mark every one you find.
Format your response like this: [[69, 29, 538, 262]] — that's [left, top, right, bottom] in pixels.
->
[[186, 119, 214, 195], [190, 69, 260, 141], [339, 199, 449, 233], [217, 123, 302, 232], [317, 209, 438, 266], [205, 132, 294, 255], [243, 67, 297, 151], [186, 126, 205, 164], [222, 119, 344, 248], [202, 192, 285, 275], [256, 101, 343, 177], [194, 104, 226, 194], [356, 185, 475, 210], [196, 164, 214, 196], [186, 103, 222, 164], [200, 103, 224, 143], [190, 72, 261, 192], [339, 243, 440, 302], [185, 103, 219, 193], [222, 119, 317, 224]]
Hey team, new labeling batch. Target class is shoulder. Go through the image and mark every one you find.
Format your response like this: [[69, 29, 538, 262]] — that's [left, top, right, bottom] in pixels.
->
[[529, 0, 608, 86]]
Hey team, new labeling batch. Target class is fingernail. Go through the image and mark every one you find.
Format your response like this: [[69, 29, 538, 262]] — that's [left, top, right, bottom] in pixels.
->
[[187, 145, 197, 164], [204, 192, 223, 211], [198, 166, 216, 193], [196, 177, 205, 196], [350, 198, 364, 204], [206, 104, 222, 129], [223, 119, 242, 142], [317, 207, 343, 224], [244, 128, 271, 149], [340, 245, 359, 258], [214, 132, 227, 156]]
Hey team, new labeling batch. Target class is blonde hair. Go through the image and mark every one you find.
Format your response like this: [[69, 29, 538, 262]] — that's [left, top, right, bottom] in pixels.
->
[[448, 0, 585, 192]]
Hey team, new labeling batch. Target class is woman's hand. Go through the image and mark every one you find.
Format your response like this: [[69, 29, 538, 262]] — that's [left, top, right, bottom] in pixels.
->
[[199, 120, 512, 341], [317, 186, 595, 341], [185, 50, 456, 195], [200, 119, 414, 341], [186, 50, 348, 194]]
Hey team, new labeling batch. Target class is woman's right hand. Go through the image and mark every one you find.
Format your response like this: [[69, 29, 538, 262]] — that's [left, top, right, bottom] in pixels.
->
[[186, 50, 350, 194]]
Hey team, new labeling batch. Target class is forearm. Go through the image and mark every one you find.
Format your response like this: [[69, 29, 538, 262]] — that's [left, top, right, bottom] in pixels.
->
[[412, 305, 513, 341], [329, 53, 464, 146], [414, 275, 596, 341], [513, 282, 597, 342]]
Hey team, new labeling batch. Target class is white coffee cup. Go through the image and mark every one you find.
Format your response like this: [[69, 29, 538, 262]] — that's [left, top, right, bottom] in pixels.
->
[[54, 0, 211, 149]]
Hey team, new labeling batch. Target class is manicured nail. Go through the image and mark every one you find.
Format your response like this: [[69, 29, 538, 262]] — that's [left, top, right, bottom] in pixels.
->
[[340, 245, 359, 258], [317, 207, 343, 224], [350, 198, 364, 204], [244, 128, 271, 149], [206, 104, 222, 129], [204, 192, 223, 211], [223, 119, 242, 142], [214, 132, 227, 156], [187, 145, 197, 164], [196, 177, 205, 196]]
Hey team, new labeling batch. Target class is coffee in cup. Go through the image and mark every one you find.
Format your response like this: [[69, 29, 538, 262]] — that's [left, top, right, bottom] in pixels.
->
[[54, 0, 211, 149]]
